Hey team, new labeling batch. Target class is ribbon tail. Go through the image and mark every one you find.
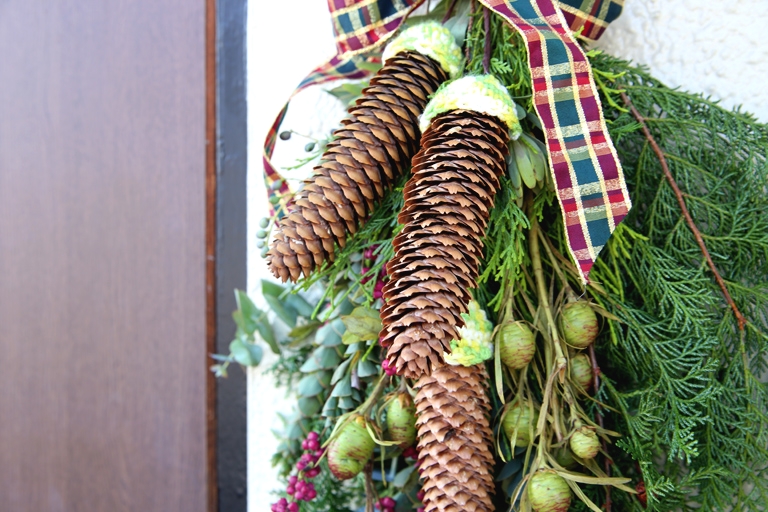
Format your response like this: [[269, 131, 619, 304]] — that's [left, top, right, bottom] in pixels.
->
[[478, 0, 632, 283]]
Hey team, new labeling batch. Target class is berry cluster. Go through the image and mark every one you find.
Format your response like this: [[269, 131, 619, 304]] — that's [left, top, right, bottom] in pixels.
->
[[271, 431, 323, 512], [381, 359, 397, 376], [401, 446, 418, 460], [361, 246, 388, 299], [415, 489, 426, 512], [374, 496, 396, 512]]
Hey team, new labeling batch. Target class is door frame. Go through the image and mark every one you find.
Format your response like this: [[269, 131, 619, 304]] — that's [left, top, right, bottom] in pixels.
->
[[208, 0, 249, 510]]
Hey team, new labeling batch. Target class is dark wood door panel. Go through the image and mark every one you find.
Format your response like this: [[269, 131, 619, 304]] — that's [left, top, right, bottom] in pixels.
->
[[0, 2, 208, 510]]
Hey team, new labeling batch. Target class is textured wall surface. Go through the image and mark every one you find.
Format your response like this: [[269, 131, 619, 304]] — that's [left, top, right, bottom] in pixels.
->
[[246, 1, 768, 509], [595, 0, 768, 121]]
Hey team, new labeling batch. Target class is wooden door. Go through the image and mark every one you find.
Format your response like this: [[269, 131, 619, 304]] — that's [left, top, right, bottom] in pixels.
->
[[0, 1, 215, 510]]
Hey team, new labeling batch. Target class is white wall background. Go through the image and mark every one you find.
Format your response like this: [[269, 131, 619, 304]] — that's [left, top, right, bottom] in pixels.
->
[[246, 1, 768, 509]]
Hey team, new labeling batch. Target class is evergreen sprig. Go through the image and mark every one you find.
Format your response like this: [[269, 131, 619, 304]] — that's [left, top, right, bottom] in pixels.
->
[[588, 53, 768, 511]]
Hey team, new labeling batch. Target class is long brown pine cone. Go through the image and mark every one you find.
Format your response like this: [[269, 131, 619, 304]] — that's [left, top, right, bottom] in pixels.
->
[[380, 110, 509, 378], [415, 363, 496, 512], [267, 51, 448, 282]]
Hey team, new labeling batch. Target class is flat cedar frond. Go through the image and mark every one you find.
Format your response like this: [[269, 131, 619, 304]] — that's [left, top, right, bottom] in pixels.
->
[[588, 52, 768, 511]]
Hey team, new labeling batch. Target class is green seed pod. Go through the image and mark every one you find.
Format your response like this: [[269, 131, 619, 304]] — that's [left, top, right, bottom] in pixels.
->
[[256, 229, 268, 239], [559, 300, 599, 349], [570, 353, 592, 392], [553, 446, 578, 469], [260, 247, 269, 258], [498, 321, 536, 370], [570, 426, 600, 459], [385, 392, 417, 448], [501, 402, 538, 448], [258, 217, 270, 229], [528, 469, 572, 512], [327, 414, 375, 480], [256, 240, 266, 249], [304, 141, 316, 152]]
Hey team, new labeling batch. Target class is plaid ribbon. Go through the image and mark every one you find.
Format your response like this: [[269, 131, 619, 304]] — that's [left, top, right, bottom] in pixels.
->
[[478, 0, 631, 282], [263, 0, 425, 215], [557, 0, 624, 41]]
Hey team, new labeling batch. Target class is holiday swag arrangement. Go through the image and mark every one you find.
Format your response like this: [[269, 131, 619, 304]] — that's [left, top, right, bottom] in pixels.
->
[[220, 1, 768, 510]]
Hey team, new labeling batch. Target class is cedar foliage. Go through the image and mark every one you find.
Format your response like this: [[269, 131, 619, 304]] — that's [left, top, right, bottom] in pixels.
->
[[588, 52, 768, 510]]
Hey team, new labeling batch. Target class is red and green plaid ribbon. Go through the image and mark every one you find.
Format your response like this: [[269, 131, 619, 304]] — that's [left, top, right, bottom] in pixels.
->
[[263, 0, 426, 214], [478, 0, 630, 282], [557, 0, 624, 41]]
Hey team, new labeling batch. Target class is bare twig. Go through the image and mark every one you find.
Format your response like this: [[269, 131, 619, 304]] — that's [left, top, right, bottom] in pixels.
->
[[620, 92, 747, 331], [589, 343, 612, 512], [465, 0, 475, 63], [483, 7, 491, 74], [441, 0, 459, 24], [364, 463, 376, 512]]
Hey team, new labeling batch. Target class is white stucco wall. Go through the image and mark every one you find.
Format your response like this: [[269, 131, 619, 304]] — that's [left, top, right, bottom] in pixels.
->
[[246, 1, 768, 509]]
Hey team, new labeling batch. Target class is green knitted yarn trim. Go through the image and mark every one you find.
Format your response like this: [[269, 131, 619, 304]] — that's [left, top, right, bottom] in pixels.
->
[[419, 74, 522, 138], [443, 300, 494, 367], [382, 21, 463, 80]]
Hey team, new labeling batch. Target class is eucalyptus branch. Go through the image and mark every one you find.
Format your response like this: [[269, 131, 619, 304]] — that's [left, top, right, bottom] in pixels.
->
[[620, 91, 747, 331]]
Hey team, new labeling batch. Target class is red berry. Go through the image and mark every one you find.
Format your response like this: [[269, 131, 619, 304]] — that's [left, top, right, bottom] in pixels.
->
[[307, 431, 319, 441], [287, 502, 299, 512], [373, 281, 385, 299], [416, 489, 425, 501], [381, 359, 397, 376], [271, 497, 288, 512], [286, 485, 295, 496]]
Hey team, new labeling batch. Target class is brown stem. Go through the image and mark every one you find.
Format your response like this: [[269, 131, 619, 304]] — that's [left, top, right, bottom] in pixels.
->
[[620, 92, 746, 332], [360, 374, 391, 416], [483, 7, 491, 74], [588, 343, 612, 512], [441, 0, 459, 23], [364, 463, 375, 512], [465, 0, 475, 63]]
